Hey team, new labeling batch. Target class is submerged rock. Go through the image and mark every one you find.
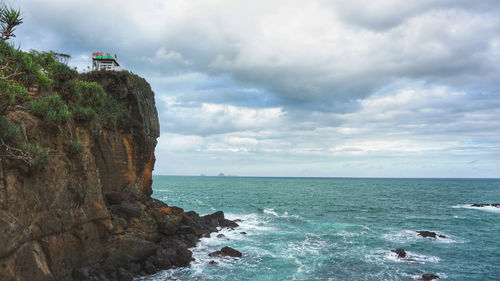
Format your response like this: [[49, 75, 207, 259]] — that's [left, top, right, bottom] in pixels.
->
[[216, 234, 226, 239], [417, 231, 446, 239], [471, 203, 500, 208], [209, 246, 243, 258], [391, 248, 406, 258], [420, 273, 440, 280]]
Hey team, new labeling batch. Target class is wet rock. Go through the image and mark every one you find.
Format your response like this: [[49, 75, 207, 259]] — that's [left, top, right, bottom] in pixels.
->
[[417, 231, 446, 239], [116, 268, 133, 281], [184, 233, 199, 247], [391, 248, 406, 258], [234, 219, 243, 223], [421, 273, 440, 280], [155, 254, 172, 270], [72, 267, 91, 281], [157, 208, 184, 235], [471, 203, 500, 208], [216, 234, 226, 238], [173, 248, 193, 267], [220, 219, 239, 228], [209, 260, 218, 265], [126, 263, 141, 275], [203, 211, 225, 224], [104, 236, 157, 268], [112, 201, 143, 219], [141, 259, 157, 275], [209, 246, 243, 258], [240, 232, 247, 235]]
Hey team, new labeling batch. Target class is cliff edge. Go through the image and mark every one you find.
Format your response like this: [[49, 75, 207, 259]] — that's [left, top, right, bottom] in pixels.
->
[[0, 71, 237, 281]]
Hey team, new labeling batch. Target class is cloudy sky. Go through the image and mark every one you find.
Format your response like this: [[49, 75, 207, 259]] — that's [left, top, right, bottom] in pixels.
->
[[11, 0, 500, 177]]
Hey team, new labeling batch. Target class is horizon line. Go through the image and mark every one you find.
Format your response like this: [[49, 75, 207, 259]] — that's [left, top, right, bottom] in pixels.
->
[[152, 174, 500, 180]]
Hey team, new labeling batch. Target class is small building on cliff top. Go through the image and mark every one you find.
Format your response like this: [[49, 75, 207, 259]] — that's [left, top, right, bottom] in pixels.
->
[[92, 52, 121, 71]]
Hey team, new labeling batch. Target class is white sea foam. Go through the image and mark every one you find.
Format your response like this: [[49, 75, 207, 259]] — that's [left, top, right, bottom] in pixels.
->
[[452, 204, 500, 213], [383, 230, 457, 244], [387, 251, 440, 264], [366, 249, 440, 265], [225, 212, 276, 232], [188, 212, 275, 264], [263, 208, 279, 216], [261, 208, 302, 220], [406, 272, 447, 280]]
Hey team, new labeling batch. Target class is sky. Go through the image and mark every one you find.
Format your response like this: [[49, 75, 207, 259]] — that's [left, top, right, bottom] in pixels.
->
[[10, 0, 500, 178]]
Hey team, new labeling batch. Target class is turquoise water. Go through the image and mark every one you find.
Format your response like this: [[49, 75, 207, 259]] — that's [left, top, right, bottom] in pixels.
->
[[143, 176, 500, 281]]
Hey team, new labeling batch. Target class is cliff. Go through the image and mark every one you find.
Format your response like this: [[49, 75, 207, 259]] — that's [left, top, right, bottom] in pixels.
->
[[0, 71, 237, 281]]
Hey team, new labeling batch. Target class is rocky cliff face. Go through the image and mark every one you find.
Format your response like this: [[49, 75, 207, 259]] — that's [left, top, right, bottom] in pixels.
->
[[0, 71, 237, 281]]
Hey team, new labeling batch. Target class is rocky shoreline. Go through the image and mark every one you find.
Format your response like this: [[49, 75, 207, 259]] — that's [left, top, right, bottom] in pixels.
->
[[73, 202, 240, 281], [1, 71, 244, 281]]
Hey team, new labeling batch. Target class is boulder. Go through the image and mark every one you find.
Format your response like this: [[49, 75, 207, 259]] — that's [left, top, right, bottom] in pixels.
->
[[141, 259, 157, 275], [209, 246, 242, 258], [157, 208, 184, 235], [471, 203, 500, 208], [116, 268, 133, 281], [112, 202, 143, 219], [391, 248, 406, 258], [421, 273, 440, 280], [417, 231, 446, 239], [104, 236, 157, 269], [173, 248, 193, 267], [220, 219, 239, 228]]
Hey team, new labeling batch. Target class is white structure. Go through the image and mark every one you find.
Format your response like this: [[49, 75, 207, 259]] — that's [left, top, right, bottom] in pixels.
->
[[92, 52, 121, 71]]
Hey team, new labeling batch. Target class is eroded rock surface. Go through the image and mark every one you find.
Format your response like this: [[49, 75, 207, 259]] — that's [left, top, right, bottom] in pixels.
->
[[0, 71, 237, 281]]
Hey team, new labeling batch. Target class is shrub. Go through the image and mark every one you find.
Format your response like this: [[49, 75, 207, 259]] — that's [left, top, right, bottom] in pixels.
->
[[0, 115, 20, 140], [69, 141, 83, 155], [64, 80, 124, 124], [27, 94, 71, 123], [48, 62, 77, 82], [0, 79, 29, 114], [71, 105, 96, 122], [23, 142, 50, 166], [35, 69, 53, 89]]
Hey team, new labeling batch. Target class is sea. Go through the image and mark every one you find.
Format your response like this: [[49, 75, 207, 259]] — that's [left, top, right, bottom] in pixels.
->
[[139, 176, 500, 281]]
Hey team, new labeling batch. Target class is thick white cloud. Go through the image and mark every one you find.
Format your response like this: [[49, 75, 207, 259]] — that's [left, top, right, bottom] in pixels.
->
[[12, 0, 500, 177]]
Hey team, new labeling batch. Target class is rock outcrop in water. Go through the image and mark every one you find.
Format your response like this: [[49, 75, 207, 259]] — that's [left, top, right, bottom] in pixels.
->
[[471, 203, 500, 208], [209, 246, 243, 258], [420, 273, 440, 280], [391, 248, 406, 258], [0, 71, 237, 281], [417, 231, 446, 239]]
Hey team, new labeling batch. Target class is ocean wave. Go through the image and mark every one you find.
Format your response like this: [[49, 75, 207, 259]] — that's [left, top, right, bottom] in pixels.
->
[[452, 204, 500, 213], [262, 208, 302, 220], [366, 249, 440, 265], [225, 212, 276, 232]]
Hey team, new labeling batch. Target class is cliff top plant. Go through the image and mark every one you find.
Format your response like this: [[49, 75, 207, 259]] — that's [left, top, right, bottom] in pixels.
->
[[0, 4, 22, 41]]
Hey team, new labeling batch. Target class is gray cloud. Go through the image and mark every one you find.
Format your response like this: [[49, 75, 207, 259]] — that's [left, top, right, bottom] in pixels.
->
[[10, 0, 500, 177]]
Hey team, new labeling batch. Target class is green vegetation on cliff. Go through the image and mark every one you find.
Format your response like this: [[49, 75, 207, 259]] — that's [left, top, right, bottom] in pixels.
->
[[0, 5, 124, 167]]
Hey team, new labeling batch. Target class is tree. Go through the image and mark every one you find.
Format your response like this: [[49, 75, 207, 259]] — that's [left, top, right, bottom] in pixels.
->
[[0, 4, 22, 41]]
